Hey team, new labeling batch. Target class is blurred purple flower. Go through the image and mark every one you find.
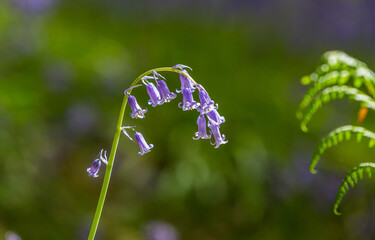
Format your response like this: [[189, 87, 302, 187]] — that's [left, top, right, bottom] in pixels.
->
[[5, 232, 22, 240], [144, 221, 179, 240], [12, 0, 55, 14], [66, 104, 97, 134]]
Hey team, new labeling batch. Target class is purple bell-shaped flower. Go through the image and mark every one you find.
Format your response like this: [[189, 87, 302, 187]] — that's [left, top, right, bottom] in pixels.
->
[[197, 84, 217, 114], [174, 64, 196, 93], [153, 72, 176, 104], [124, 85, 148, 118], [158, 80, 177, 103], [134, 131, 154, 155], [87, 159, 102, 178], [206, 109, 225, 125], [178, 88, 199, 111], [128, 95, 148, 118], [193, 114, 211, 140], [208, 122, 227, 148], [87, 149, 108, 177], [143, 77, 161, 107]]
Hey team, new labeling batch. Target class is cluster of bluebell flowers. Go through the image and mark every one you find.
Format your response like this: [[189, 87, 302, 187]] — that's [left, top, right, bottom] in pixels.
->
[[87, 64, 227, 177]]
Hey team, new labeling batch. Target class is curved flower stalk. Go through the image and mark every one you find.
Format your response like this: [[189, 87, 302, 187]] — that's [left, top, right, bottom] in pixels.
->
[[297, 51, 375, 215], [87, 65, 227, 239]]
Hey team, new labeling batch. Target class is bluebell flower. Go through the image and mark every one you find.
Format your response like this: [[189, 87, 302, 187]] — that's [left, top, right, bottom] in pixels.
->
[[128, 95, 148, 118], [208, 122, 227, 148], [87, 149, 108, 177], [134, 131, 154, 155], [87, 159, 101, 178], [197, 84, 218, 114], [206, 109, 225, 125], [153, 71, 176, 104], [124, 85, 148, 118], [193, 114, 211, 140], [173, 64, 196, 93], [178, 88, 199, 111], [143, 77, 161, 107]]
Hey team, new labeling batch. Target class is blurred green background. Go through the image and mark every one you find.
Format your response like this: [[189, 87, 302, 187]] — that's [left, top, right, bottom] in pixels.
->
[[2, 0, 375, 239]]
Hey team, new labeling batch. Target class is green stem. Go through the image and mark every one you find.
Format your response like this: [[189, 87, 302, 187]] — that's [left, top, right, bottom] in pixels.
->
[[88, 67, 195, 239]]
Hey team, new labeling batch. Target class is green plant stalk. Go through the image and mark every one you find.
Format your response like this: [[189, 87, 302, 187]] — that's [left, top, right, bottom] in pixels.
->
[[88, 67, 197, 239]]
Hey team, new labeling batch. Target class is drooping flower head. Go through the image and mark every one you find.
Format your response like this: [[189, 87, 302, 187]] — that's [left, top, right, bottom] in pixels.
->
[[87, 159, 102, 178], [125, 85, 148, 119], [206, 109, 225, 125], [197, 84, 218, 114], [143, 76, 161, 107], [178, 88, 200, 111], [153, 71, 177, 104], [208, 122, 228, 148], [134, 131, 154, 155], [89, 65, 228, 179], [174, 64, 196, 93], [193, 114, 211, 140]]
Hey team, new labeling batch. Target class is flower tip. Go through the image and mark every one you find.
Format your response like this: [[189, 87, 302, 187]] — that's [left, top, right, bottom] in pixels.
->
[[174, 64, 192, 71]]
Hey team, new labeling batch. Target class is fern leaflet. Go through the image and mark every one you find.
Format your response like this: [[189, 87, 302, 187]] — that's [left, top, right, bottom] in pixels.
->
[[310, 125, 375, 174], [301, 50, 367, 86], [317, 51, 366, 77], [300, 86, 375, 132], [333, 162, 375, 215], [297, 67, 375, 119]]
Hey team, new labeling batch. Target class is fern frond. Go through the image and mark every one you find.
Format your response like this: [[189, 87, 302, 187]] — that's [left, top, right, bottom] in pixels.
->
[[297, 68, 375, 119], [300, 86, 375, 132], [355, 67, 375, 97], [310, 125, 375, 174], [297, 70, 352, 119], [318, 51, 366, 75], [333, 162, 375, 215], [301, 51, 367, 86]]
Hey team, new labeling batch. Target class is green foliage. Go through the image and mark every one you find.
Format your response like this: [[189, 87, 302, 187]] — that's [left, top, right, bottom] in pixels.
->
[[302, 51, 367, 86], [299, 85, 375, 132], [298, 50, 375, 215], [296, 67, 375, 119], [333, 162, 375, 215], [310, 125, 375, 174]]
